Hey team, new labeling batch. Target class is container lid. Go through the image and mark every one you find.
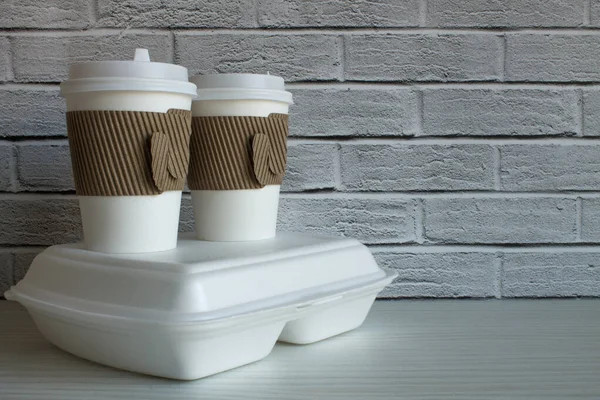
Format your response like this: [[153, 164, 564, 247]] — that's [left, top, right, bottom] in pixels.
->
[[190, 73, 293, 104], [60, 48, 197, 97], [6, 233, 390, 323]]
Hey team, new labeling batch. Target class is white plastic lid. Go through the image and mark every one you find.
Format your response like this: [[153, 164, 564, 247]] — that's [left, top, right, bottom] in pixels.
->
[[60, 48, 197, 97], [190, 73, 293, 104]]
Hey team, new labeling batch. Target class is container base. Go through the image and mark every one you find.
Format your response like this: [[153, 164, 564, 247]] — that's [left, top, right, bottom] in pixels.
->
[[30, 309, 286, 380]]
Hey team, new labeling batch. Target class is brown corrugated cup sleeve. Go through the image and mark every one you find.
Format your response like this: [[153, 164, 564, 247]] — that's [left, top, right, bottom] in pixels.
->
[[188, 113, 288, 190], [66, 109, 192, 196]]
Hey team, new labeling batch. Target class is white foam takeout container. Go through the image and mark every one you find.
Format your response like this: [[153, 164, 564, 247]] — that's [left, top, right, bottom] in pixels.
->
[[5, 233, 397, 380]]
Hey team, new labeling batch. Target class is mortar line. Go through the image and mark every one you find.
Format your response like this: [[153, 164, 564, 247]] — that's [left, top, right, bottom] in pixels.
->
[[577, 197, 583, 241], [415, 199, 425, 244], [7, 27, 600, 35], [500, 33, 507, 81], [579, 88, 585, 136], [333, 143, 342, 190], [1, 28, 176, 37], [8, 81, 600, 90], [7, 191, 600, 200], [368, 244, 600, 252], [0, 193, 78, 200], [493, 146, 502, 190], [279, 191, 600, 199], [168, 31, 176, 63], [0, 83, 60, 90], [339, 34, 346, 82], [415, 89, 424, 136], [286, 81, 600, 89], [8, 189, 600, 197], [495, 253, 503, 299], [0, 137, 70, 143], [287, 137, 600, 145], [11, 136, 600, 145], [6, 36, 15, 82]]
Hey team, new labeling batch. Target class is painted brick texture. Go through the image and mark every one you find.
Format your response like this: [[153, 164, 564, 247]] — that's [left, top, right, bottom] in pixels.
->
[[258, 0, 421, 28], [345, 33, 503, 82], [0, 0, 92, 29], [175, 33, 342, 81], [1, 0, 600, 299]]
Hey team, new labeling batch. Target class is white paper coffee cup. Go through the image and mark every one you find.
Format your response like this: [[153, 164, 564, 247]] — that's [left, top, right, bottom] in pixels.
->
[[60, 49, 196, 253], [189, 73, 293, 242]]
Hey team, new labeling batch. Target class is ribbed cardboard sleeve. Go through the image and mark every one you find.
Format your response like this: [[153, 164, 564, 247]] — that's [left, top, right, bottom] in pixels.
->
[[188, 113, 288, 190], [66, 109, 192, 196]]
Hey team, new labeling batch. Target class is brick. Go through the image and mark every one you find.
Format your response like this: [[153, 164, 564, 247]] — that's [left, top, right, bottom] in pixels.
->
[[289, 88, 418, 137], [176, 33, 342, 82], [0, 198, 82, 246], [589, 0, 600, 26], [0, 144, 13, 192], [501, 145, 600, 191], [0, 87, 65, 138], [179, 196, 195, 234], [503, 253, 600, 297], [422, 89, 579, 137], [13, 251, 40, 284], [98, 0, 256, 28], [428, 0, 585, 28], [282, 144, 336, 192], [374, 251, 498, 298], [345, 34, 502, 82], [425, 198, 577, 244], [13, 32, 171, 83], [258, 0, 420, 27], [506, 34, 600, 82], [278, 197, 416, 244], [17, 142, 73, 192], [0, 252, 12, 296], [581, 199, 600, 242], [0, 0, 91, 29], [0, 37, 10, 82], [583, 90, 600, 136], [341, 144, 494, 191]]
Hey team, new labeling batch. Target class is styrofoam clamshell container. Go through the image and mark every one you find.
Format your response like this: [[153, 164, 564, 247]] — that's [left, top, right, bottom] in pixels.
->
[[5, 233, 396, 380]]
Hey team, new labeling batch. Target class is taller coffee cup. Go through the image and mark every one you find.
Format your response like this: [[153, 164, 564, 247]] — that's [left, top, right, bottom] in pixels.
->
[[60, 49, 197, 253], [188, 74, 293, 241]]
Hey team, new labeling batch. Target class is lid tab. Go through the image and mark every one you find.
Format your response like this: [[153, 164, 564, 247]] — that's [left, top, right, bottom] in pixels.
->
[[134, 48, 150, 62]]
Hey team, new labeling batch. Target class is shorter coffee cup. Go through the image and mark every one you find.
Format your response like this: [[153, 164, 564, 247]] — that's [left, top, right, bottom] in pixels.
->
[[188, 73, 293, 241]]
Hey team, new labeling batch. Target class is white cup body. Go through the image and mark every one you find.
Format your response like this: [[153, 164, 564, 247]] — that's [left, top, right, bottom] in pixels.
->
[[191, 99, 289, 242], [66, 90, 192, 253]]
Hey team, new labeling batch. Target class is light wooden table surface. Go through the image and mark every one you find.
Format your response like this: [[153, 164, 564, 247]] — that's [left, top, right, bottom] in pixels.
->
[[1, 300, 599, 399]]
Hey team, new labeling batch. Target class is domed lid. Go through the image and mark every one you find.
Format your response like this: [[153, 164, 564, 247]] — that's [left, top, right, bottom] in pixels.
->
[[60, 49, 197, 97], [190, 73, 293, 104]]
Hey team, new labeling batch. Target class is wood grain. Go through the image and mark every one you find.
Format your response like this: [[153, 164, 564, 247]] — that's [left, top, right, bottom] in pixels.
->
[[1, 300, 599, 399]]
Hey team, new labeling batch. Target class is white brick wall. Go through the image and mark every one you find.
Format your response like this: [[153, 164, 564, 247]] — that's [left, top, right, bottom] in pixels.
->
[[1, 0, 600, 298]]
